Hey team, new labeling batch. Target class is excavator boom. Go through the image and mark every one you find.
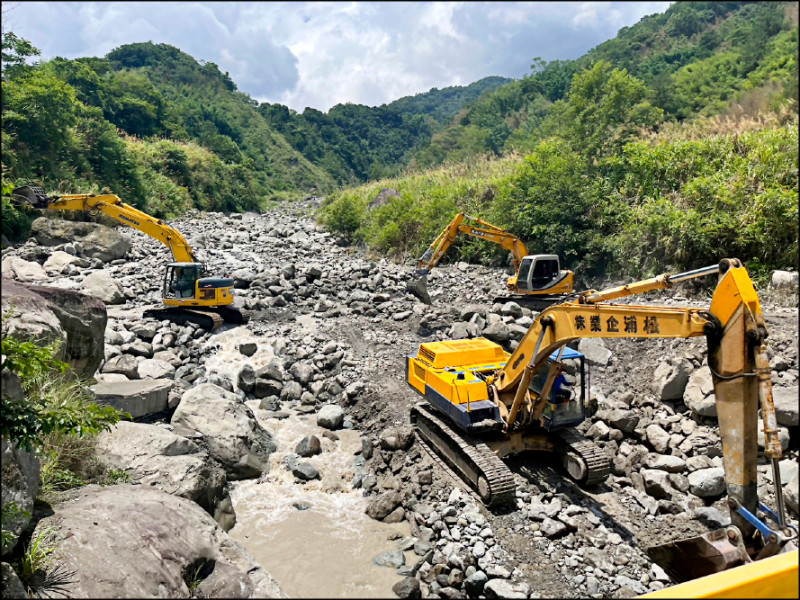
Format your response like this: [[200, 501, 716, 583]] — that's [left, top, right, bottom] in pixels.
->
[[409, 213, 574, 307], [30, 193, 197, 264], [416, 213, 529, 274]]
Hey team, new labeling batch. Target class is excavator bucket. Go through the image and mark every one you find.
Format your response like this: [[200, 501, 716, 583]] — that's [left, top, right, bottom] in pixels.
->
[[407, 272, 432, 305], [645, 527, 751, 583]]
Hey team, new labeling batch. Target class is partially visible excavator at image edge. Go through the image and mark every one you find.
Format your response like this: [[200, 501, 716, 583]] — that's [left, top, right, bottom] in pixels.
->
[[10, 186, 249, 331]]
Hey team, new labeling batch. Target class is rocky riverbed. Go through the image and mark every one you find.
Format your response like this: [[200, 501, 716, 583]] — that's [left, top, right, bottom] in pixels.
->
[[1, 198, 798, 598]]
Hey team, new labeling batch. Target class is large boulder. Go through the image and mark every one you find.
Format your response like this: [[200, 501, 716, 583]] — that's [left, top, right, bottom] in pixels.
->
[[773, 386, 799, 427], [80, 270, 126, 305], [683, 366, 717, 418], [90, 379, 171, 419], [24, 284, 106, 377], [652, 360, 690, 401], [0, 256, 47, 282], [171, 384, 277, 480], [770, 270, 798, 290], [0, 279, 66, 359], [31, 217, 130, 262], [95, 422, 235, 531], [368, 187, 401, 210], [28, 485, 285, 598], [578, 338, 611, 367], [42, 251, 89, 275]]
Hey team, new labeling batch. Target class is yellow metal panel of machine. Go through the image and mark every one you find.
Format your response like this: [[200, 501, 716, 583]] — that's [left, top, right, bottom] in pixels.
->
[[418, 338, 507, 369], [425, 369, 490, 404], [639, 550, 799, 599]]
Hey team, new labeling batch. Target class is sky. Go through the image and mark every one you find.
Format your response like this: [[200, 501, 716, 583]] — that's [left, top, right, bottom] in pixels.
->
[[2, 1, 672, 113]]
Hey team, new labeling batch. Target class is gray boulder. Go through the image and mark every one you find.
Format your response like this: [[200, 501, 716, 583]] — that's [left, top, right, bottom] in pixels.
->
[[652, 360, 690, 401], [1, 256, 47, 282], [368, 187, 401, 210], [317, 404, 344, 430], [366, 490, 403, 521], [1, 562, 27, 598], [684, 366, 717, 418], [171, 383, 277, 480], [43, 250, 88, 275], [379, 426, 415, 451], [484, 579, 530, 599], [91, 378, 172, 419], [31, 217, 130, 262], [24, 284, 107, 377], [578, 338, 612, 367], [770, 270, 798, 290], [773, 386, 799, 427], [28, 485, 285, 598], [95, 422, 235, 530], [101, 353, 141, 379], [80, 270, 125, 304], [597, 409, 639, 434], [295, 435, 321, 457], [688, 467, 726, 498], [1, 278, 67, 360]]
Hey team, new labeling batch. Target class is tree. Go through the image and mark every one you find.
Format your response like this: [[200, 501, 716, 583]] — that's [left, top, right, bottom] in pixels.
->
[[1, 31, 39, 81], [563, 61, 663, 158]]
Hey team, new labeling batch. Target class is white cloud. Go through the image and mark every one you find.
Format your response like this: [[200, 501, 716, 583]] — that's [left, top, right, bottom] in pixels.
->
[[4, 1, 672, 112]]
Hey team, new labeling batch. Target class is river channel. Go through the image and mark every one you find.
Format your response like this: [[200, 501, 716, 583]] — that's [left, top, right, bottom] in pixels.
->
[[203, 325, 413, 598]]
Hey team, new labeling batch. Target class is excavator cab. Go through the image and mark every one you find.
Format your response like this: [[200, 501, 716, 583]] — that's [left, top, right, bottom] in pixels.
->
[[529, 347, 587, 431], [164, 262, 202, 299], [162, 262, 235, 307], [516, 254, 572, 292]]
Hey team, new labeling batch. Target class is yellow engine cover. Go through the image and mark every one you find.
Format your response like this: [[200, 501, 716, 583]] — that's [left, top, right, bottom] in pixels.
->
[[408, 337, 509, 404]]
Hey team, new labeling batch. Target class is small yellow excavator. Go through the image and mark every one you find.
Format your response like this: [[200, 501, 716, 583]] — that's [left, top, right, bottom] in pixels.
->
[[409, 213, 574, 309], [406, 258, 797, 590], [11, 186, 248, 330]]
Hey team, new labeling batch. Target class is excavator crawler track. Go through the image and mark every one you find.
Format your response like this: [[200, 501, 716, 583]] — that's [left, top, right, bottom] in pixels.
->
[[493, 294, 570, 312], [555, 428, 611, 487], [143, 307, 225, 331], [411, 403, 516, 509]]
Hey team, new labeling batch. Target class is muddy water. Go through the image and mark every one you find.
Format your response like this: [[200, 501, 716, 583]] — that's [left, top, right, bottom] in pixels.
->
[[203, 326, 413, 598]]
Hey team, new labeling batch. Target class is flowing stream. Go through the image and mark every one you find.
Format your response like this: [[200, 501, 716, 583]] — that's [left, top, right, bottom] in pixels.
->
[[203, 325, 414, 598]]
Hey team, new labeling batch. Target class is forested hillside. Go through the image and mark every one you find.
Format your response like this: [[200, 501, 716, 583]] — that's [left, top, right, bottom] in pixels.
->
[[319, 1, 799, 279], [259, 76, 510, 185], [1, 39, 334, 222], [2, 1, 798, 280], [410, 1, 798, 168]]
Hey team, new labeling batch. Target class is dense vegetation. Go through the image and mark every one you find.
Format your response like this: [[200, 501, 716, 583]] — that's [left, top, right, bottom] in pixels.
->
[[260, 76, 510, 185], [318, 1, 799, 280], [410, 1, 798, 168], [1, 37, 334, 222], [2, 0, 798, 279]]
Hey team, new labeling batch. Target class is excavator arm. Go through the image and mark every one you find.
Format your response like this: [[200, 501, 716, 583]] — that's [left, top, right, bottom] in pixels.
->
[[415, 213, 529, 275], [32, 193, 198, 264]]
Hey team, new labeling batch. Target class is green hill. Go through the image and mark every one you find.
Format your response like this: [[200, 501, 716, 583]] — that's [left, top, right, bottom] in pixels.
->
[[410, 1, 798, 169], [2, 40, 334, 220]]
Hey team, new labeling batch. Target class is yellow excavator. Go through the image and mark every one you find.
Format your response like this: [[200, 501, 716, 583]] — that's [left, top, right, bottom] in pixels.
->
[[406, 258, 797, 591], [11, 186, 248, 330], [409, 213, 574, 309]]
